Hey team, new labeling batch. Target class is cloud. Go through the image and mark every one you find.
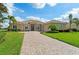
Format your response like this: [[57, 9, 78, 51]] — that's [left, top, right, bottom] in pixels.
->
[[5, 3, 14, 15], [61, 8, 79, 18], [13, 7, 24, 13], [15, 16, 25, 21], [47, 3, 57, 7], [1, 20, 9, 28], [32, 3, 46, 9], [4, 3, 24, 15], [54, 17, 68, 22], [27, 16, 40, 19], [26, 16, 49, 22], [70, 8, 79, 14], [32, 3, 57, 9], [53, 8, 79, 22], [54, 17, 62, 20]]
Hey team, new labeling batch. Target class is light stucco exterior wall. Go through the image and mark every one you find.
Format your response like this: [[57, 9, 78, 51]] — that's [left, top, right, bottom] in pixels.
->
[[64, 23, 77, 30], [10, 20, 79, 31], [43, 23, 67, 32], [24, 20, 44, 31], [17, 23, 25, 31]]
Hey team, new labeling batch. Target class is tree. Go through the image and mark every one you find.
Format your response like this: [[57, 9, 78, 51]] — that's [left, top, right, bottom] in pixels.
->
[[8, 15, 16, 24], [0, 3, 8, 29], [48, 25, 57, 32], [73, 18, 79, 31], [8, 15, 17, 30], [0, 3, 8, 13], [69, 14, 73, 31]]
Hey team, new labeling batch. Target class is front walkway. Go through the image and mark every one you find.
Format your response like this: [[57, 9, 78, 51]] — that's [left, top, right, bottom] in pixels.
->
[[20, 31, 79, 55]]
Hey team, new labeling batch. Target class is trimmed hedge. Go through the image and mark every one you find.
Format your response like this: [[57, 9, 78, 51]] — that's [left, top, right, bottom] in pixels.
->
[[8, 29, 18, 31], [59, 30, 70, 32], [46, 31, 59, 33]]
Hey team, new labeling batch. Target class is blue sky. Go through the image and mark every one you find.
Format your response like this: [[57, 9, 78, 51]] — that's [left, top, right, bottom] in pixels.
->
[[5, 3, 79, 22], [3, 3, 79, 28]]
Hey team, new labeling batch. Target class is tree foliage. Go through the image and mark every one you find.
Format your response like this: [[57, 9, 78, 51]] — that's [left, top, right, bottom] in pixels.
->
[[48, 25, 57, 31], [0, 3, 8, 28], [69, 14, 73, 31], [8, 15, 17, 31]]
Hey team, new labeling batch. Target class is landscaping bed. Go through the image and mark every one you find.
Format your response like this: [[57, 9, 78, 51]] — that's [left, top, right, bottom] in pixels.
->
[[43, 32, 79, 47]]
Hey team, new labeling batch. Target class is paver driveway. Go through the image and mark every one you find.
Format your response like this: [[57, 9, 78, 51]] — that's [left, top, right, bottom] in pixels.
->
[[20, 31, 79, 55]]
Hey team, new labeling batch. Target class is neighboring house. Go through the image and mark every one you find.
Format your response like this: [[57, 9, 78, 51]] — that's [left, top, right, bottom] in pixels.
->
[[65, 22, 79, 30], [43, 20, 68, 32], [10, 19, 76, 32]]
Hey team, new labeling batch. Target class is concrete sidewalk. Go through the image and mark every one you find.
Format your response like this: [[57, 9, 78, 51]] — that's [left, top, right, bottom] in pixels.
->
[[20, 31, 79, 55]]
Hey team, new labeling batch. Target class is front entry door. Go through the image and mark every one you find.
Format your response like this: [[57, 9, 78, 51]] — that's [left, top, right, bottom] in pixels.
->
[[31, 24, 34, 31]]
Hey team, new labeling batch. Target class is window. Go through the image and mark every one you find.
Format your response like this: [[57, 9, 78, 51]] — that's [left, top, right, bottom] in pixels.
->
[[25, 27, 28, 29], [13, 25, 17, 29]]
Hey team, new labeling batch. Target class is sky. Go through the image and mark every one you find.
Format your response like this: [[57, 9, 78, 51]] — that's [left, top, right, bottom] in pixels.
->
[[5, 3, 79, 22], [3, 3, 79, 27]]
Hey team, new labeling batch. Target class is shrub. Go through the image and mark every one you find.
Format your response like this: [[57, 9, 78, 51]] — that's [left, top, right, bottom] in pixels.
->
[[59, 30, 64, 32], [48, 25, 57, 31], [46, 31, 59, 33], [71, 28, 77, 32], [64, 29, 70, 32], [12, 29, 17, 31], [17, 29, 21, 31], [8, 29, 18, 31], [59, 29, 70, 32]]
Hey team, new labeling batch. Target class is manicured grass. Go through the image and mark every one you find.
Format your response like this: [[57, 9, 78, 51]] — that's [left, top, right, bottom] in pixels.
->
[[0, 31, 6, 40], [43, 32, 79, 47], [0, 32, 24, 55]]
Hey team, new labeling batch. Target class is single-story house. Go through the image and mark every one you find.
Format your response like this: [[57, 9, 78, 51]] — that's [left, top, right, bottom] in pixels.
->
[[9, 19, 78, 32]]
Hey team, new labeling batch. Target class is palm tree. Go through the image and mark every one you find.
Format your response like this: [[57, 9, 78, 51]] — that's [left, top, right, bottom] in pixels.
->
[[0, 3, 8, 29], [8, 15, 17, 30], [69, 14, 73, 31], [73, 18, 79, 31]]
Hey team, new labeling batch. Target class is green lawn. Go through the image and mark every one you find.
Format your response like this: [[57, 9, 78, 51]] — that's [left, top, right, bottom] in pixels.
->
[[0, 31, 6, 40], [0, 32, 24, 55], [43, 32, 79, 47]]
